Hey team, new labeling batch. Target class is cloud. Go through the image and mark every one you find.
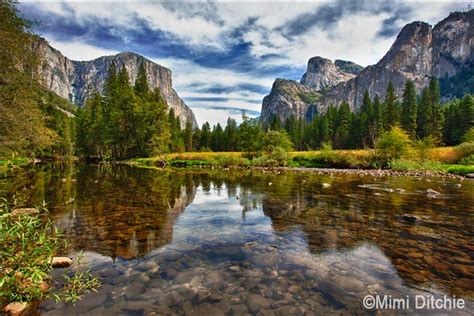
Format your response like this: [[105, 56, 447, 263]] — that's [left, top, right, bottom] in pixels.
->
[[46, 39, 119, 61]]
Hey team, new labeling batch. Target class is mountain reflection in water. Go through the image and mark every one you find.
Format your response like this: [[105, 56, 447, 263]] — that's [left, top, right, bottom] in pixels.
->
[[0, 163, 472, 315]]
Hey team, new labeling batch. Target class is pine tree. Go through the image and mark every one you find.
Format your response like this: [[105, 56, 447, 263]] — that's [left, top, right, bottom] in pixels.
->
[[224, 118, 239, 151], [427, 78, 444, 143], [383, 81, 400, 128], [200, 122, 211, 150], [184, 120, 193, 152], [459, 94, 474, 138], [400, 80, 417, 138], [373, 95, 384, 141], [211, 124, 224, 151], [334, 101, 351, 148], [417, 88, 430, 139], [359, 91, 374, 147], [134, 63, 149, 98]]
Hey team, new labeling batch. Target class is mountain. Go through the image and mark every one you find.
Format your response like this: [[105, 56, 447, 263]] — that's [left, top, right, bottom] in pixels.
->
[[260, 79, 319, 124], [32, 38, 197, 128], [300, 56, 359, 91], [260, 10, 473, 124]]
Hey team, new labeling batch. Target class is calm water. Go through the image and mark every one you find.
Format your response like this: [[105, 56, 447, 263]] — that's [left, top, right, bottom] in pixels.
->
[[1, 163, 473, 315]]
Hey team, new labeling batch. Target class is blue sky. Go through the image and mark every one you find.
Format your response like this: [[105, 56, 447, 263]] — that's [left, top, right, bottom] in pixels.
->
[[20, 1, 467, 126]]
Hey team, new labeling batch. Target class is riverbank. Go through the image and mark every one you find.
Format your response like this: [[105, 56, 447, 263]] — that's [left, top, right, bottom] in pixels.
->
[[127, 148, 474, 177]]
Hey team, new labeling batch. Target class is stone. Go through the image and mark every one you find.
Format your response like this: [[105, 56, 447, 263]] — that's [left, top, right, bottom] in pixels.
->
[[247, 293, 271, 313], [3, 302, 38, 316], [51, 257, 73, 268], [205, 271, 225, 285], [192, 303, 225, 316], [10, 208, 39, 217], [322, 183, 331, 188], [465, 173, 474, 178], [124, 280, 145, 300], [426, 188, 441, 195]]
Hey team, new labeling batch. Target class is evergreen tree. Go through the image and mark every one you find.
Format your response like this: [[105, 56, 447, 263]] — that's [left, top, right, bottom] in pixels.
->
[[383, 81, 400, 128], [417, 88, 430, 139], [459, 94, 474, 138], [427, 78, 444, 143], [400, 80, 417, 137], [359, 91, 374, 147], [269, 116, 283, 131], [134, 63, 149, 98], [372, 95, 384, 140], [200, 122, 211, 150], [184, 120, 193, 151], [224, 118, 239, 151], [211, 124, 224, 151], [334, 101, 351, 148]]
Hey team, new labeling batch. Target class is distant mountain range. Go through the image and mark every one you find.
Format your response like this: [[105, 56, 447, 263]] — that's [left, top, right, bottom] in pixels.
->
[[33, 38, 197, 128], [260, 10, 473, 125]]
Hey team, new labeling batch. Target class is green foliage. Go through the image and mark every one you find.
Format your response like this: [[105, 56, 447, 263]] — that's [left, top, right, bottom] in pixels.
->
[[77, 64, 171, 159], [459, 154, 474, 165], [383, 81, 400, 128], [376, 126, 413, 162], [0, 199, 99, 306], [298, 91, 320, 104], [463, 127, 474, 142], [0, 2, 76, 158], [447, 164, 474, 176], [414, 136, 435, 162], [454, 141, 474, 162], [401, 80, 417, 137], [389, 159, 446, 172], [440, 66, 474, 99]]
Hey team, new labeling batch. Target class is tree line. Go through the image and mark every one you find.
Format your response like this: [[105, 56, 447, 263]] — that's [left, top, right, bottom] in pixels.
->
[[187, 79, 473, 153], [76, 60, 474, 158]]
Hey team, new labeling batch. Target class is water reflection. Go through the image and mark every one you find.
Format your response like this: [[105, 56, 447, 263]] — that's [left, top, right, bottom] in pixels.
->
[[0, 164, 472, 314]]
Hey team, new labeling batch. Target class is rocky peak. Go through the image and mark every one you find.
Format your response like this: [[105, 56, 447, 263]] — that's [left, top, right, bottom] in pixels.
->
[[260, 79, 319, 125], [33, 38, 197, 128], [260, 10, 473, 124], [300, 56, 355, 91]]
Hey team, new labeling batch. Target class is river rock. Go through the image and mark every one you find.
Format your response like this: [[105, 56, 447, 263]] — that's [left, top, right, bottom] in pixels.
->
[[124, 280, 145, 300], [51, 257, 73, 268], [11, 208, 39, 217], [247, 293, 270, 313], [426, 188, 441, 195], [192, 303, 225, 316], [3, 302, 38, 316], [465, 173, 474, 178], [205, 271, 225, 285]]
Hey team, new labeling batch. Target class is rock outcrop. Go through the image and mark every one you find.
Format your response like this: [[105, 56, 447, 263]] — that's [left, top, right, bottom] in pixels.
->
[[300, 57, 357, 91], [33, 38, 197, 128], [261, 10, 473, 123], [260, 79, 320, 124]]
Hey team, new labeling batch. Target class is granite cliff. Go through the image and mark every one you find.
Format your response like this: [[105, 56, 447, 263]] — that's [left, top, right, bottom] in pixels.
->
[[261, 10, 473, 124], [33, 38, 197, 128]]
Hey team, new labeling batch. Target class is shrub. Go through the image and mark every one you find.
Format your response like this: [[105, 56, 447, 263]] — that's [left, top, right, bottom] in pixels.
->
[[414, 136, 435, 162], [447, 165, 474, 175], [389, 159, 445, 172], [463, 127, 474, 142], [376, 126, 413, 163], [454, 141, 474, 162], [0, 199, 100, 306], [459, 154, 474, 165]]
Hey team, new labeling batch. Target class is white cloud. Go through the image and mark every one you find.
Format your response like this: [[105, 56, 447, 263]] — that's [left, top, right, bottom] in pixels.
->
[[47, 39, 119, 61]]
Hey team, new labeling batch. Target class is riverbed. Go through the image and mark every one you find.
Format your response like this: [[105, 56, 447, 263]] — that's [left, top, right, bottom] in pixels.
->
[[1, 163, 472, 315]]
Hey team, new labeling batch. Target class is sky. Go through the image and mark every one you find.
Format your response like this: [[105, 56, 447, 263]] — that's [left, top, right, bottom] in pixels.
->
[[20, 0, 469, 126]]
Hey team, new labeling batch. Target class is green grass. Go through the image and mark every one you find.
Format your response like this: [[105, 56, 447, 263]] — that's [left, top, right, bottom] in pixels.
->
[[446, 165, 474, 175]]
